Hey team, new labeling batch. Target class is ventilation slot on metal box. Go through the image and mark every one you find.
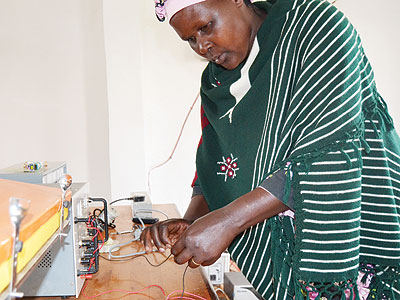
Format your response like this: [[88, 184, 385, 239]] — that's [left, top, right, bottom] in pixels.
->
[[38, 250, 52, 268]]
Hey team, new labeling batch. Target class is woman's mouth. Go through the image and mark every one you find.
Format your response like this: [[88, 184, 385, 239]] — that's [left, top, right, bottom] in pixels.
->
[[212, 53, 225, 65]]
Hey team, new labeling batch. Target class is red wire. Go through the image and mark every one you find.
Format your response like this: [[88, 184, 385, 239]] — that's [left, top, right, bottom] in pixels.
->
[[85, 226, 104, 271], [81, 280, 166, 299], [86, 226, 104, 254], [166, 290, 208, 300], [88, 257, 95, 272]]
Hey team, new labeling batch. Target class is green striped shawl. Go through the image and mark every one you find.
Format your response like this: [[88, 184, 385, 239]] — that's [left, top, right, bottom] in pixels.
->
[[195, 0, 400, 298]]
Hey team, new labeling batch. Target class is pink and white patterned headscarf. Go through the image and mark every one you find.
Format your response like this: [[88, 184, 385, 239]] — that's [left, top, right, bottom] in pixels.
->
[[154, 0, 206, 22]]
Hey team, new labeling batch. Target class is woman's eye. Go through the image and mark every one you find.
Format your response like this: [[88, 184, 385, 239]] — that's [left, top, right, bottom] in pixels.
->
[[188, 37, 196, 44], [200, 22, 212, 34]]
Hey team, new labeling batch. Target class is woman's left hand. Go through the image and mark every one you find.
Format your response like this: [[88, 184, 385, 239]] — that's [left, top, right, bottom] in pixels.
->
[[170, 207, 237, 268]]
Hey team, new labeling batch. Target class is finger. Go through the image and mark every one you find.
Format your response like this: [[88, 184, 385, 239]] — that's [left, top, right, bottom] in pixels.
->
[[173, 247, 193, 265], [171, 236, 185, 256], [200, 257, 218, 267], [150, 225, 166, 252], [159, 223, 173, 247], [140, 228, 154, 253]]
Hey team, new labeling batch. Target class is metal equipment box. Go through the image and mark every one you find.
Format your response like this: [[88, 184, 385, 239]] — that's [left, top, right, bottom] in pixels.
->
[[19, 182, 90, 298], [0, 161, 67, 184]]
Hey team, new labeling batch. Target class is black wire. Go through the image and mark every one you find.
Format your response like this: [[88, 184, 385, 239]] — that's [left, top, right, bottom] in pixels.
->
[[180, 264, 189, 300], [91, 208, 116, 229], [109, 197, 134, 205], [92, 208, 103, 217], [99, 253, 172, 267]]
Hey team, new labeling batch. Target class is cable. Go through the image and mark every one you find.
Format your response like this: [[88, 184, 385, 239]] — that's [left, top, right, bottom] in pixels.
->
[[133, 208, 169, 220], [98, 254, 207, 300], [110, 229, 134, 235], [108, 238, 145, 259], [81, 280, 166, 299], [165, 289, 208, 300], [100, 253, 173, 267], [109, 197, 135, 205], [147, 91, 200, 197], [92, 208, 103, 217], [164, 265, 210, 300], [179, 265, 190, 300], [107, 207, 169, 258], [215, 288, 230, 300]]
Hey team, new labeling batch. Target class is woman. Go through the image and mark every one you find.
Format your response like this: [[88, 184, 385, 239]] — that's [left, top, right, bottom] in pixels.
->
[[141, 0, 400, 298]]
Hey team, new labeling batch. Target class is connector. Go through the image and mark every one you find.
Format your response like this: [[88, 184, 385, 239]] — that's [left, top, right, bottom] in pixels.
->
[[79, 239, 95, 248], [87, 229, 97, 236], [80, 258, 91, 265], [81, 251, 93, 259]]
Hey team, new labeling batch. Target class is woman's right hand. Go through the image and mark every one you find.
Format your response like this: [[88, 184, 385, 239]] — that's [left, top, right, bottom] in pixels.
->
[[140, 218, 192, 253]]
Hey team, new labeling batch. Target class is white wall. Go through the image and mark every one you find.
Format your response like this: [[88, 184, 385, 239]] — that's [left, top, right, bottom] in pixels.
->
[[140, 2, 206, 214], [103, 1, 206, 215], [102, 1, 148, 200], [0, 1, 111, 200], [1, 0, 399, 216]]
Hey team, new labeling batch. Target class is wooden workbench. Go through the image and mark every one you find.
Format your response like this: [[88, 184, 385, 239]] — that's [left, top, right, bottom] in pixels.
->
[[23, 204, 213, 300]]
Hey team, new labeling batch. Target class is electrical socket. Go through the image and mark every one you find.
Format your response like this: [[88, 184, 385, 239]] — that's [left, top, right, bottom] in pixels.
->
[[201, 251, 230, 285]]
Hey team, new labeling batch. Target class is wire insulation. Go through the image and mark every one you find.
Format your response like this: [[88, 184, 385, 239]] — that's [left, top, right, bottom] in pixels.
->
[[81, 280, 166, 299], [147, 91, 200, 197]]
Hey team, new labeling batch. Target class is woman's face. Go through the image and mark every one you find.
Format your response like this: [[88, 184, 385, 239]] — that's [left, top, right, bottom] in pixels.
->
[[170, 0, 255, 70]]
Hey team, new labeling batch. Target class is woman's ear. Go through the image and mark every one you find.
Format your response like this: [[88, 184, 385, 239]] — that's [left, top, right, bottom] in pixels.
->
[[231, 0, 245, 8]]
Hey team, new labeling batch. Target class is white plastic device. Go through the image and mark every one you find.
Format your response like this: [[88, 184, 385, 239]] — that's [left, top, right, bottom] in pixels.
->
[[130, 192, 152, 219], [200, 251, 230, 285]]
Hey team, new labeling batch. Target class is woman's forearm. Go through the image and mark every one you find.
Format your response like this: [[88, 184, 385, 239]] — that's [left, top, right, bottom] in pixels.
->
[[222, 187, 289, 236], [170, 188, 290, 266], [183, 194, 210, 222]]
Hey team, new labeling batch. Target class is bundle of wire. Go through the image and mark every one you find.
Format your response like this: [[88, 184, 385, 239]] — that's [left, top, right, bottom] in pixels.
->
[[86, 216, 105, 272], [81, 263, 209, 300]]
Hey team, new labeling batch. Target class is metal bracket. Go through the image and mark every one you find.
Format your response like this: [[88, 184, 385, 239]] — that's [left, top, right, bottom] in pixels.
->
[[7, 197, 30, 300], [58, 174, 72, 242]]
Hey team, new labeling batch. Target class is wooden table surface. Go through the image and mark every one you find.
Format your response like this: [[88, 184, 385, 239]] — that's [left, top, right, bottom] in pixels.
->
[[23, 204, 213, 300]]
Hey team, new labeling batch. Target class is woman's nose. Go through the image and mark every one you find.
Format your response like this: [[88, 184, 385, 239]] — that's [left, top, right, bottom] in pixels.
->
[[197, 39, 211, 55]]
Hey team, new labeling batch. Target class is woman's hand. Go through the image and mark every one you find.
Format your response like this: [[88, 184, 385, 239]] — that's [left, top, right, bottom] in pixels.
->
[[140, 218, 192, 253], [171, 209, 237, 268], [171, 188, 289, 268]]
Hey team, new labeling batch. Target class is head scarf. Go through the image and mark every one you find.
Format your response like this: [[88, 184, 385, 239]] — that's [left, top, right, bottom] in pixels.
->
[[154, 0, 206, 22]]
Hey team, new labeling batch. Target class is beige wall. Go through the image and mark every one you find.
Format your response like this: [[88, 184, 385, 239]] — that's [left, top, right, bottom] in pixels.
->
[[0, 1, 111, 199]]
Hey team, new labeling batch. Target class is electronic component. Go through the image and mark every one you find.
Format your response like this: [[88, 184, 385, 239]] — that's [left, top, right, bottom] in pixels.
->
[[74, 197, 109, 276], [131, 192, 152, 220], [132, 217, 159, 224], [0, 161, 67, 184], [18, 182, 108, 298], [23, 161, 48, 172], [224, 272, 264, 300], [200, 251, 230, 285]]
